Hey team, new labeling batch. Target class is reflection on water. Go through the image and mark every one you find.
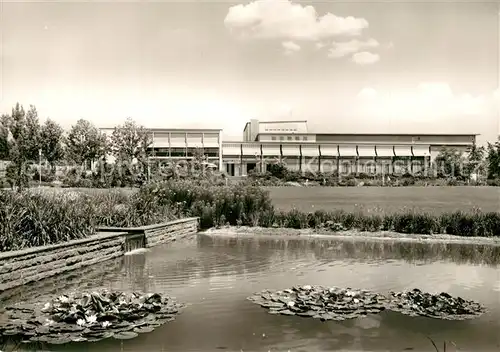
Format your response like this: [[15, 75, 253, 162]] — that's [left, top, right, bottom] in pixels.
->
[[3, 235, 500, 352]]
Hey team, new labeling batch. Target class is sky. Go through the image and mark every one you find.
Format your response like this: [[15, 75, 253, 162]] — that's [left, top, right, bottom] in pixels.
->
[[0, 0, 499, 144]]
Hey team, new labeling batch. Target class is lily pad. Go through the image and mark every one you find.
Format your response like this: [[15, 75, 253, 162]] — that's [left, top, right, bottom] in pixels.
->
[[134, 326, 155, 334], [248, 285, 388, 322], [0, 289, 184, 345], [387, 289, 485, 320], [113, 331, 139, 340], [49, 335, 72, 345]]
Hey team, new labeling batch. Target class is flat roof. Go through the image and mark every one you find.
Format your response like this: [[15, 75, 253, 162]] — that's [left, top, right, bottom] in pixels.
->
[[259, 120, 308, 124], [257, 132, 479, 136], [100, 127, 222, 132], [243, 120, 308, 132]]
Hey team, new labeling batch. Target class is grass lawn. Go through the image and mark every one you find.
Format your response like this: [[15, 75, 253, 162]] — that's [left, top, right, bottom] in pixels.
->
[[266, 186, 500, 214]]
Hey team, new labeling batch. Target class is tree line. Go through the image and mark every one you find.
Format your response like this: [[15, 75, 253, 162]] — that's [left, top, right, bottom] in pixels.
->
[[1, 102, 500, 190], [0, 103, 151, 190]]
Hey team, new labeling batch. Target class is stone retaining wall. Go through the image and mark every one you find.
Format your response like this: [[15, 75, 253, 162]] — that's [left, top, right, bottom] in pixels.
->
[[0, 232, 127, 293], [0, 217, 200, 294], [98, 217, 200, 248]]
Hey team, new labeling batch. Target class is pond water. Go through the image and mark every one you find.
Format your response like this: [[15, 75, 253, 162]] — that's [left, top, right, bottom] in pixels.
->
[[3, 234, 500, 352]]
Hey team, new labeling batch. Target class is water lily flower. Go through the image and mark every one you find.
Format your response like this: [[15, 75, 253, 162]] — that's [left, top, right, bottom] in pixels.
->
[[59, 295, 69, 303], [102, 321, 111, 328], [44, 318, 54, 326], [287, 301, 295, 307], [302, 285, 312, 290], [42, 302, 51, 311], [86, 315, 97, 324], [76, 319, 86, 326]]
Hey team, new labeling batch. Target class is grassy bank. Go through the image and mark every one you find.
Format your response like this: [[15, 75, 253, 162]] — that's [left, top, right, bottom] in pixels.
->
[[267, 209, 500, 237], [1, 181, 499, 252]]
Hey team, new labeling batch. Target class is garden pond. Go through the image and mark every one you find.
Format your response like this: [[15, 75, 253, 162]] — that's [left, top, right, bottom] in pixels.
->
[[1, 234, 500, 352]]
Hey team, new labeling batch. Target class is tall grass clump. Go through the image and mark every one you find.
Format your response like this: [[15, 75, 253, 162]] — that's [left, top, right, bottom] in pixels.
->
[[279, 208, 500, 237], [0, 190, 96, 251], [90, 189, 177, 228], [140, 180, 274, 228], [0, 188, 180, 252]]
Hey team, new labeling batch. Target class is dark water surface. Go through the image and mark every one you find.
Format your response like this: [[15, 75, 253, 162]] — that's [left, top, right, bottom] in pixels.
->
[[4, 235, 500, 352]]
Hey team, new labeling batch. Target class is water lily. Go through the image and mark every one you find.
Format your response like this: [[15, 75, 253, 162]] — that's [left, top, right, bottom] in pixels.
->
[[86, 315, 97, 324], [102, 321, 112, 328], [287, 301, 295, 307], [76, 319, 86, 326], [42, 302, 51, 311], [302, 285, 312, 290], [44, 318, 54, 326], [58, 295, 69, 303]]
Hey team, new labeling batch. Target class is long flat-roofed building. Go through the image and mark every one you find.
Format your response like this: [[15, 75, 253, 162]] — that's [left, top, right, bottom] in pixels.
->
[[99, 127, 223, 170], [223, 119, 477, 176], [100, 120, 477, 177]]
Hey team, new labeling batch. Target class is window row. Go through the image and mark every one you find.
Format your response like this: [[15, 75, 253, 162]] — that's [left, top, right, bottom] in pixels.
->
[[264, 128, 298, 132], [271, 136, 308, 141]]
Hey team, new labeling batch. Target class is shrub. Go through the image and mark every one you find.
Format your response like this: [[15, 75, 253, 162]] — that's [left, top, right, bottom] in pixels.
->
[[139, 180, 275, 229], [261, 207, 499, 238], [0, 187, 179, 251], [280, 208, 309, 229], [32, 168, 57, 183], [0, 190, 95, 251]]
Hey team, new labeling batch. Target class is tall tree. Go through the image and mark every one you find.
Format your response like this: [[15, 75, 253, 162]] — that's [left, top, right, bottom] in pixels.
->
[[110, 117, 151, 165], [434, 147, 465, 179], [486, 141, 500, 179], [40, 118, 65, 171], [0, 114, 10, 160], [66, 119, 108, 167], [463, 144, 485, 180], [5, 103, 31, 191], [24, 105, 42, 160]]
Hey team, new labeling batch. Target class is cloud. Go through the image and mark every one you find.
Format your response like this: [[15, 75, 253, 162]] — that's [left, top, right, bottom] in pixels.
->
[[315, 42, 327, 50], [224, 0, 369, 41], [493, 87, 500, 100], [357, 87, 378, 100], [355, 82, 489, 119], [328, 38, 379, 58], [351, 51, 380, 65], [282, 40, 301, 55]]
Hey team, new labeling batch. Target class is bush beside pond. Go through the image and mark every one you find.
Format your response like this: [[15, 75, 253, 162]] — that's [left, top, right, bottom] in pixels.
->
[[1, 180, 500, 252], [270, 209, 500, 237], [0, 188, 178, 251]]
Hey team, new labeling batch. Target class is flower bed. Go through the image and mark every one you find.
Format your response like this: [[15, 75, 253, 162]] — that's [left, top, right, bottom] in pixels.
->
[[0, 289, 184, 344]]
